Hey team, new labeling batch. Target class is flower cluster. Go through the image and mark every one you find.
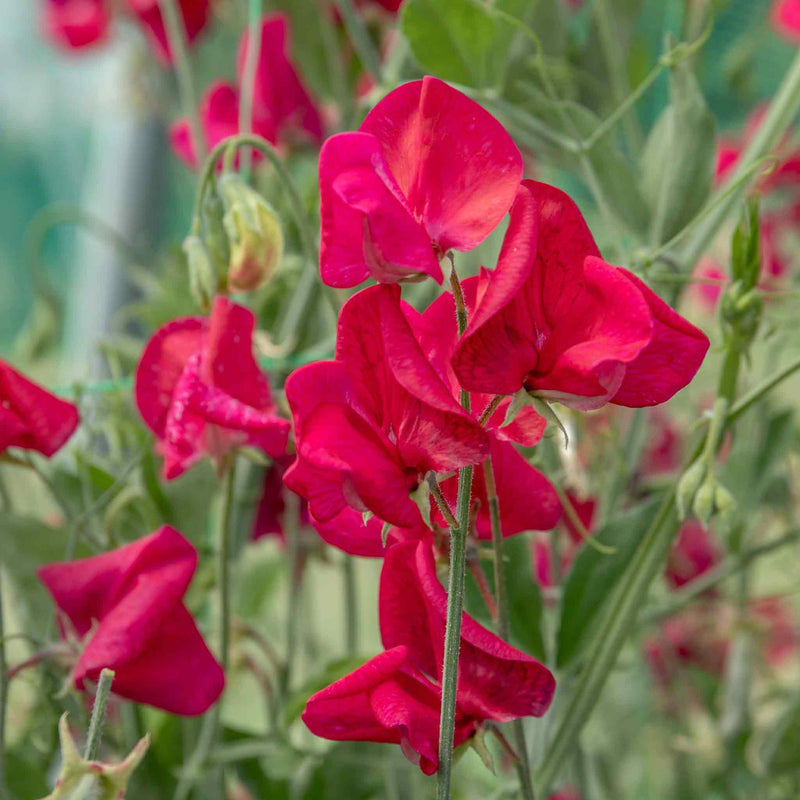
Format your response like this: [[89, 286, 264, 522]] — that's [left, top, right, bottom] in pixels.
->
[[43, 0, 211, 62]]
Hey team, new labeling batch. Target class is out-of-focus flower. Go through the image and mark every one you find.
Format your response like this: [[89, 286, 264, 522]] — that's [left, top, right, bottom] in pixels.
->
[[772, 0, 800, 42], [319, 76, 523, 287], [170, 14, 323, 167], [39, 526, 224, 715], [135, 295, 290, 480], [665, 521, 722, 590], [285, 284, 489, 528], [452, 181, 709, 410], [0, 360, 79, 458], [43, 0, 211, 62], [303, 539, 555, 773]]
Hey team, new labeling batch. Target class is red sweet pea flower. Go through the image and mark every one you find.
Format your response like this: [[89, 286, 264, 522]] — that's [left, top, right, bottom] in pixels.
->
[[665, 521, 721, 590], [39, 526, 224, 715], [135, 295, 290, 480], [284, 284, 489, 528], [0, 360, 79, 458], [43, 0, 110, 49], [772, 0, 800, 42], [318, 76, 523, 287], [170, 14, 323, 168], [303, 539, 555, 772], [452, 180, 709, 410], [43, 0, 210, 61]]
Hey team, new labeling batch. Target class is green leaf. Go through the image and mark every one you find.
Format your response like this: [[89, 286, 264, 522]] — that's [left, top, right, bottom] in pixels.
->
[[401, 0, 500, 88], [556, 499, 660, 670], [759, 694, 800, 775], [640, 55, 716, 246]]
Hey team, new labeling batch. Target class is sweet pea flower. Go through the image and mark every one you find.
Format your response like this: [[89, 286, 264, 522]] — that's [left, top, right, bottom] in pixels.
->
[[452, 180, 710, 411], [135, 295, 290, 480], [43, 0, 210, 61], [284, 284, 489, 528], [43, 0, 110, 49], [318, 76, 523, 287], [170, 14, 323, 168], [665, 521, 721, 590], [39, 526, 224, 715], [0, 360, 79, 457], [303, 539, 555, 773], [772, 0, 800, 42]]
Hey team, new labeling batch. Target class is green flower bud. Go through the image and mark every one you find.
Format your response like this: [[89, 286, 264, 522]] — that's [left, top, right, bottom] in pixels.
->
[[693, 478, 717, 526], [714, 484, 737, 529], [676, 460, 707, 519], [183, 234, 218, 311], [218, 174, 284, 293]]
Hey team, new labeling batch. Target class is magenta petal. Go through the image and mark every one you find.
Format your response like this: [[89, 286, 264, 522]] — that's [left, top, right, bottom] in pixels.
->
[[611, 269, 710, 407], [284, 458, 349, 523], [529, 257, 653, 410], [380, 540, 556, 720], [0, 361, 80, 458], [319, 133, 442, 287], [361, 76, 523, 253], [43, 0, 111, 50]]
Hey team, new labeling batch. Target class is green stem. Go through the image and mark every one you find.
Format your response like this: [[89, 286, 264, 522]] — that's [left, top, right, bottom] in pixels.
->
[[483, 458, 535, 800], [84, 668, 115, 761], [437, 269, 474, 800], [334, 0, 383, 84], [534, 491, 679, 796], [678, 46, 800, 269], [318, 0, 352, 128], [218, 462, 237, 676], [238, 0, 263, 180], [640, 527, 800, 625], [281, 493, 304, 698], [159, 0, 205, 162], [0, 572, 7, 800], [728, 354, 800, 424], [590, 0, 642, 153], [342, 556, 358, 655]]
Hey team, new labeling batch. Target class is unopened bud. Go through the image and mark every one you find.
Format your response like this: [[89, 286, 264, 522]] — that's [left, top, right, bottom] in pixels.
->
[[714, 484, 737, 529], [219, 174, 284, 293], [693, 479, 717, 526], [184, 235, 218, 311], [677, 460, 707, 519]]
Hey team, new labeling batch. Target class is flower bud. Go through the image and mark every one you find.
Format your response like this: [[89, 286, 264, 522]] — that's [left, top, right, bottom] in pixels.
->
[[183, 235, 218, 311], [218, 174, 284, 293], [692, 478, 717, 526], [714, 484, 737, 529], [677, 460, 707, 519]]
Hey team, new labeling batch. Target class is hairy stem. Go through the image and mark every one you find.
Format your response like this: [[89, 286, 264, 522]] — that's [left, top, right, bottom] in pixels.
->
[[238, 0, 263, 180], [85, 668, 115, 761]]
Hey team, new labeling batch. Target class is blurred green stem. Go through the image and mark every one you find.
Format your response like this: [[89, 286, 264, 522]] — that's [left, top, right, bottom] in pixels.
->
[[343, 556, 358, 655], [159, 0, 205, 161], [238, 0, 263, 179], [281, 493, 304, 698], [484, 458, 535, 800], [334, 0, 383, 84], [590, 0, 642, 152], [678, 46, 800, 269]]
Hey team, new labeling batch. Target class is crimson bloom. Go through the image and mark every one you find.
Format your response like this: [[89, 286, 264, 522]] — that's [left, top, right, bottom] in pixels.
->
[[772, 0, 800, 42], [43, 0, 210, 62], [39, 526, 224, 715], [452, 180, 709, 410], [135, 295, 290, 480], [284, 284, 489, 528], [170, 14, 323, 168], [0, 360, 79, 458], [665, 521, 721, 590], [303, 539, 555, 773], [318, 76, 523, 288]]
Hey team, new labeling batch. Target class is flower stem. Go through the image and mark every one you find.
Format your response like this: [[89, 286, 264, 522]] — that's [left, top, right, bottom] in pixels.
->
[[678, 46, 800, 269], [218, 461, 237, 676], [342, 556, 358, 655], [238, 0, 263, 180], [85, 668, 115, 761], [437, 267, 474, 800], [483, 458, 535, 800], [0, 569, 7, 799], [334, 0, 383, 84], [428, 474, 459, 529], [281, 492, 304, 698]]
